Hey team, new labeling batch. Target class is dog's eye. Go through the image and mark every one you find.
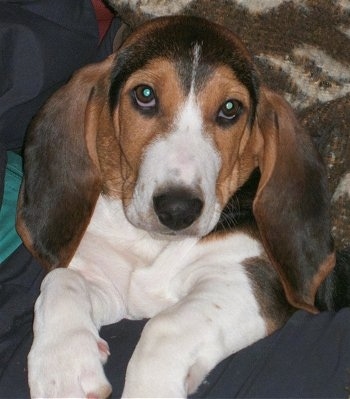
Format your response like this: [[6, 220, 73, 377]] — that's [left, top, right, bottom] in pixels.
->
[[133, 85, 156, 110], [217, 99, 242, 125]]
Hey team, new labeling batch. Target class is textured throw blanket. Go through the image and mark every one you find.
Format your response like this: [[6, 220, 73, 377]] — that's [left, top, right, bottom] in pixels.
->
[[106, 0, 350, 250]]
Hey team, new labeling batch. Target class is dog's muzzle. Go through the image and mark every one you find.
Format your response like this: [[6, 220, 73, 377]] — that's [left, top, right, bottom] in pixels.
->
[[153, 188, 204, 231]]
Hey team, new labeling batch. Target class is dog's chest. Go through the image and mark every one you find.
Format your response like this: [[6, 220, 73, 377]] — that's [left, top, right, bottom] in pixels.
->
[[71, 195, 262, 320]]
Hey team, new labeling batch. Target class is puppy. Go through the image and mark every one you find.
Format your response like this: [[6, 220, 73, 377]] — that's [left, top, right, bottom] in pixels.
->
[[17, 15, 335, 398]]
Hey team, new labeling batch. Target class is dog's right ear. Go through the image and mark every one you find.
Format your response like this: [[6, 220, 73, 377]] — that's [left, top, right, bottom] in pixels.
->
[[252, 88, 335, 312], [17, 56, 115, 270]]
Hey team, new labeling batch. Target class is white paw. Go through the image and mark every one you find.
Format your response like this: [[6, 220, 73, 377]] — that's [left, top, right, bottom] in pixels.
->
[[28, 330, 112, 398]]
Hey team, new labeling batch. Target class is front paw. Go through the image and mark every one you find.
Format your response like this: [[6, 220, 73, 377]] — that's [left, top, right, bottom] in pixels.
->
[[28, 330, 112, 398]]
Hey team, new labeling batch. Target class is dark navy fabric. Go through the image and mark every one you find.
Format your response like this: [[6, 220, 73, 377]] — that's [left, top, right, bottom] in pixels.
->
[[0, 245, 45, 398], [0, 0, 99, 151], [0, 1, 350, 397], [194, 309, 350, 398], [0, 145, 6, 207]]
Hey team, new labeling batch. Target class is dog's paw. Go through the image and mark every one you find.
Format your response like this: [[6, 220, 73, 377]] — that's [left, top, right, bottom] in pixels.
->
[[28, 330, 112, 398]]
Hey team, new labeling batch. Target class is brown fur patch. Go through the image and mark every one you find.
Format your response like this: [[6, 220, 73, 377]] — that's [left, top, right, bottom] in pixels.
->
[[196, 66, 255, 207]]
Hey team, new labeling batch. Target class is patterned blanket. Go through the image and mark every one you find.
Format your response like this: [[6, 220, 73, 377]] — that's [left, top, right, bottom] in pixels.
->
[[106, 0, 350, 250]]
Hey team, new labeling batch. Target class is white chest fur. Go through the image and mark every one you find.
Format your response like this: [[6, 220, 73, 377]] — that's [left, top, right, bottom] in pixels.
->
[[71, 195, 263, 320]]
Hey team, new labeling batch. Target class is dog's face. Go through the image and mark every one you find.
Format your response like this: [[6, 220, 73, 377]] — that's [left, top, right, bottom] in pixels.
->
[[18, 15, 335, 311], [109, 17, 259, 237]]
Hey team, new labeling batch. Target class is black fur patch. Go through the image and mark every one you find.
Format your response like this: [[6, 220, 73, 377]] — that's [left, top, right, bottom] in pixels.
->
[[244, 255, 295, 330]]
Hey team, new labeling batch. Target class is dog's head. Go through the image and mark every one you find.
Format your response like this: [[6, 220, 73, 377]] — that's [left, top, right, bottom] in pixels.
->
[[109, 16, 260, 238], [17, 16, 335, 312]]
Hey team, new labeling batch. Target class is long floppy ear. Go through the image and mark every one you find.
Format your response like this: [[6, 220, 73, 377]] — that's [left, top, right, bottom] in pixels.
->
[[253, 88, 335, 313], [16, 56, 114, 270]]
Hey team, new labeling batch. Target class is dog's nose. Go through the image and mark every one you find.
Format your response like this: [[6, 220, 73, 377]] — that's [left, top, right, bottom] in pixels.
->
[[153, 189, 203, 231]]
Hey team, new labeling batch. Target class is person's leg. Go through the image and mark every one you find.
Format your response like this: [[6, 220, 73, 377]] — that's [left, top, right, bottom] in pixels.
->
[[190, 309, 350, 398], [100, 309, 350, 398]]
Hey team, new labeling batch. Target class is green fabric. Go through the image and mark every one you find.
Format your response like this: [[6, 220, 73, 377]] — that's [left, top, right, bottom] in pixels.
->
[[0, 151, 23, 262]]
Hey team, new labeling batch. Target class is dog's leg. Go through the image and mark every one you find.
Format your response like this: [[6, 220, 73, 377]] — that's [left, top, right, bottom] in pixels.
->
[[122, 264, 268, 398], [28, 268, 125, 398]]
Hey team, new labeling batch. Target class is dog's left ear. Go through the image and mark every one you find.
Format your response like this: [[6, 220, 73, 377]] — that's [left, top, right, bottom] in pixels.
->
[[252, 88, 335, 312]]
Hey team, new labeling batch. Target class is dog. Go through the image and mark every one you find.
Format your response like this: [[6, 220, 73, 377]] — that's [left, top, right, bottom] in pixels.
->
[[17, 15, 337, 398]]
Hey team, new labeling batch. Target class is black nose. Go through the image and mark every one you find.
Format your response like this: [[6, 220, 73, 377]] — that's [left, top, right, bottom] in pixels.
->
[[153, 189, 204, 231]]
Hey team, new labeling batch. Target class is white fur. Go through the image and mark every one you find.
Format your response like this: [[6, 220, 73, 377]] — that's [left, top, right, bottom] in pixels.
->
[[337, 0, 350, 10], [28, 195, 267, 398], [235, 0, 306, 13], [332, 172, 350, 202], [111, 0, 308, 15], [115, 0, 193, 16]]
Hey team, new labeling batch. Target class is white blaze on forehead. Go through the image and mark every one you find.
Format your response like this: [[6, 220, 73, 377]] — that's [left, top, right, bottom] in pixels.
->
[[191, 43, 202, 86]]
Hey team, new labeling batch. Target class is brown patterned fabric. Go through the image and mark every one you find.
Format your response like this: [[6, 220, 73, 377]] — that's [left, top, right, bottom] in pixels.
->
[[106, 0, 350, 250]]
